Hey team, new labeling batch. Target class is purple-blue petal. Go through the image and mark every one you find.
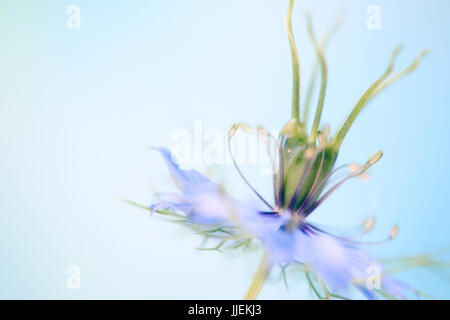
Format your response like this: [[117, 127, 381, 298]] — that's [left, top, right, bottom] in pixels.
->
[[155, 147, 216, 193]]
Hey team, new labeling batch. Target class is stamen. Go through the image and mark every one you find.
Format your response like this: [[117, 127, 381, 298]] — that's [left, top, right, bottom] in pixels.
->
[[288, 148, 319, 211], [259, 211, 279, 216], [227, 124, 274, 210], [304, 151, 383, 216], [257, 125, 282, 206], [348, 163, 361, 174], [303, 147, 316, 159], [298, 164, 348, 214], [389, 225, 399, 239], [227, 123, 240, 139], [278, 135, 287, 207], [297, 135, 327, 213], [359, 173, 371, 182], [238, 124, 282, 206], [348, 236, 398, 246], [307, 216, 377, 240], [367, 150, 383, 166], [304, 172, 356, 215], [317, 124, 331, 146], [364, 217, 377, 233], [311, 147, 326, 192], [307, 222, 399, 246], [342, 217, 377, 239]]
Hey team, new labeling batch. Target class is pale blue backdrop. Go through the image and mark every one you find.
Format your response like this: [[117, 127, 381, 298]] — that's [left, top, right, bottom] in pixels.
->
[[0, 0, 449, 299]]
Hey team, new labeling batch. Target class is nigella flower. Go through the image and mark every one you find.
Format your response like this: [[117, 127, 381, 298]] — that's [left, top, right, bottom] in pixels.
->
[[129, 0, 437, 299]]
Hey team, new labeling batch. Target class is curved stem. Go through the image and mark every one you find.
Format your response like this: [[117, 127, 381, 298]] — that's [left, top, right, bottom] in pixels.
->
[[333, 46, 402, 149], [243, 252, 271, 300], [286, 0, 301, 122], [303, 61, 319, 126], [307, 15, 328, 145], [369, 49, 430, 100], [303, 15, 342, 127]]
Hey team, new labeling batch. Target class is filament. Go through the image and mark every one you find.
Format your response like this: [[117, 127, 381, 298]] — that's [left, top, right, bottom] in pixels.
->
[[307, 223, 399, 246], [277, 135, 287, 207], [227, 128, 273, 210], [298, 137, 326, 213], [288, 149, 319, 211], [257, 126, 282, 207], [303, 151, 382, 216], [298, 164, 348, 215]]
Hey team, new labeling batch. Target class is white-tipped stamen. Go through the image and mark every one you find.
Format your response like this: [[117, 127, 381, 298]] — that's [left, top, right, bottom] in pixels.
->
[[308, 222, 400, 246], [304, 151, 382, 216], [389, 225, 399, 239], [364, 217, 377, 232]]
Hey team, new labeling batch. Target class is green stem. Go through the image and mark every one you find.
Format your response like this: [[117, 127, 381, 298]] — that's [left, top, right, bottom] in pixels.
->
[[303, 62, 318, 127], [307, 15, 328, 144], [286, 0, 301, 122], [243, 252, 271, 300], [303, 15, 342, 128], [368, 49, 430, 101], [333, 45, 402, 149]]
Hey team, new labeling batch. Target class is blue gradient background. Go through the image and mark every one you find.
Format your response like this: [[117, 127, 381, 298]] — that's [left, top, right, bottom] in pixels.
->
[[0, 0, 449, 299]]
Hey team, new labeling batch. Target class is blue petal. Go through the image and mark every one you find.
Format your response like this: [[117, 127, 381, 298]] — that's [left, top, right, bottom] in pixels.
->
[[152, 148, 260, 226], [259, 227, 412, 298], [382, 274, 411, 299], [152, 147, 413, 299], [357, 286, 378, 300], [155, 147, 216, 193]]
